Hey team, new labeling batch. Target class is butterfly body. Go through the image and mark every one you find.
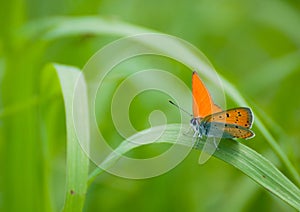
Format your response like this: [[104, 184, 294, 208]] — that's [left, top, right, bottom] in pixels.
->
[[191, 72, 255, 139]]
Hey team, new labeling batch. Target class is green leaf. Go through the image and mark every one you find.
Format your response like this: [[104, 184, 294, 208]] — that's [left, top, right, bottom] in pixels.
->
[[89, 124, 300, 210], [44, 64, 90, 212], [21, 16, 155, 42]]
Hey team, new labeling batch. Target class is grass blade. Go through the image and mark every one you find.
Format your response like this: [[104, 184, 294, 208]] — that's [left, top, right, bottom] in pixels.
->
[[89, 124, 300, 210], [221, 78, 300, 186], [46, 64, 90, 212]]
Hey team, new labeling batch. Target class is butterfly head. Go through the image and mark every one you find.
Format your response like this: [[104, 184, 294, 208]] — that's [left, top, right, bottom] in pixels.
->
[[190, 117, 205, 138]]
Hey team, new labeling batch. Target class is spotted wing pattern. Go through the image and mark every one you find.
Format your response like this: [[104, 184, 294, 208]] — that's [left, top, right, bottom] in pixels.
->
[[203, 107, 253, 129]]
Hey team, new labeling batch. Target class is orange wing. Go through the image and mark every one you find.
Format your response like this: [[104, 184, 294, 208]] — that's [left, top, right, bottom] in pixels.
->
[[192, 71, 222, 118], [204, 107, 254, 129], [223, 124, 255, 139]]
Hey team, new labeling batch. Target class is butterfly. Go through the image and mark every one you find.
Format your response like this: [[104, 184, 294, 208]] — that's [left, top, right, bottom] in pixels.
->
[[170, 71, 254, 164], [190, 71, 255, 140]]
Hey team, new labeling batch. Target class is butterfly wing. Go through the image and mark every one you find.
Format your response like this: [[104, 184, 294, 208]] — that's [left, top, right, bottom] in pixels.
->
[[197, 113, 255, 164], [198, 137, 221, 164], [192, 71, 222, 118], [203, 107, 254, 129], [223, 124, 255, 139], [202, 122, 255, 139]]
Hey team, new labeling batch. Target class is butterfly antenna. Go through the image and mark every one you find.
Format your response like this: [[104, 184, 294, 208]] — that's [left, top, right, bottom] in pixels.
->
[[168, 100, 192, 117]]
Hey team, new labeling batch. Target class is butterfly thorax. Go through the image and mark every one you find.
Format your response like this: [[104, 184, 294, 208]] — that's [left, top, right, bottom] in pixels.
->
[[190, 117, 207, 138]]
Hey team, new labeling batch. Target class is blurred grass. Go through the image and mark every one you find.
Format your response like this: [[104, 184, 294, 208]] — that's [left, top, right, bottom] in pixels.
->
[[1, 0, 300, 211], [86, 123, 300, 209], [53, 64, 90, 212]]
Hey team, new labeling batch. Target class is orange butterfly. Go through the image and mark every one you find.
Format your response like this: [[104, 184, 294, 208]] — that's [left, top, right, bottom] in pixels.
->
[[190, 71, 255, 139]]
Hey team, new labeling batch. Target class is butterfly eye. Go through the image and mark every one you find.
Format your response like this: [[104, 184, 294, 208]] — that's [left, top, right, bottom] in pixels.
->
[[190, 118, 198, 126]]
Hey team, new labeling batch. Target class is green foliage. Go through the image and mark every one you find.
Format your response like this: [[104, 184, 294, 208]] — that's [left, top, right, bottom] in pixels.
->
[[1, 0, 300, 211], [87, 124, 300, 209]]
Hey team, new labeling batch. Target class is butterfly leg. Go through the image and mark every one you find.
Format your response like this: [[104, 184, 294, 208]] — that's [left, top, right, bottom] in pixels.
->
[[196, 131, 203, 139], [193, 130, 198, 138]]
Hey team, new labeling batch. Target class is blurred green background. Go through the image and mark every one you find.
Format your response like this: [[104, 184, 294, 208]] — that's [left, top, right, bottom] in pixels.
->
[[1, 0, 300, 211]]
